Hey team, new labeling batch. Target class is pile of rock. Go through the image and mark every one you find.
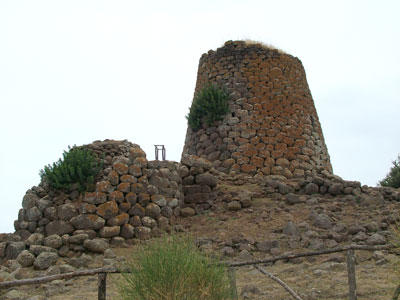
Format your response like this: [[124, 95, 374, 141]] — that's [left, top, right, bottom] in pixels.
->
[[7, 141, 185, 268], [260, 170, 400, 202]]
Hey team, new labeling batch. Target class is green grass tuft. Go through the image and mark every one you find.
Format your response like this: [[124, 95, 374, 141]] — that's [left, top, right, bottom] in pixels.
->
[[118, 235, 232, 300]]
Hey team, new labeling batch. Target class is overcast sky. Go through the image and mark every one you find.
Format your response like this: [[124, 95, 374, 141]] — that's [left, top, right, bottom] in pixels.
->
[[0, 0, 399, 233]]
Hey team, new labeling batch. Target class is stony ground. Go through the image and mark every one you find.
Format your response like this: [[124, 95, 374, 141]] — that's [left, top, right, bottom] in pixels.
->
[[1, 181, 400, 300]]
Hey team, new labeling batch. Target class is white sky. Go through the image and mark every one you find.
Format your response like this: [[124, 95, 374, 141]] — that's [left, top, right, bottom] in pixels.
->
[[0, 0, 399, 233]]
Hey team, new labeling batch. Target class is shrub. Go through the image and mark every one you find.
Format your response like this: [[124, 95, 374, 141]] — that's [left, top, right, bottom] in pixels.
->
[[379, 154, 400, 188], [186, 84, 229, 130], [118, 235, 232, 300], [39, 146, 102, 192]]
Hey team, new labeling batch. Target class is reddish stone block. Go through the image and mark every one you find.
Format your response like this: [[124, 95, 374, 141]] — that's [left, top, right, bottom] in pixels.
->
[[241, 164, 256, 174], [275, 143, 287, 151], [251, 157, 264, 168], [110, 190, 124, 202], [108, 170, 119, 186], [125, 192, 137, 205], [97, 201, 118, 219], [243, 150, 258, 157], [120, 175, 137, 183], [113, 162, 128, 176], [129, 165, 142, 177], [117, 182, 131, 193], [96, 181, 111, 193], [237, 157, 250, 165], [261, 167, 270, 175]]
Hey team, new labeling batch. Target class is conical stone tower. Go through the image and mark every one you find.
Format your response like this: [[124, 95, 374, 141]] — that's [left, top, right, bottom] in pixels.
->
[[182, 40, 332, 178]]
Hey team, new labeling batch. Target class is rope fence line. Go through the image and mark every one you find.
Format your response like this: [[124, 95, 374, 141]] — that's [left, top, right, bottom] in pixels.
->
[[0, 244, 396, 300]]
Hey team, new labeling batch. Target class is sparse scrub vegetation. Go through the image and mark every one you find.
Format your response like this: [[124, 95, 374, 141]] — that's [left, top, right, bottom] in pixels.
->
[[379, 154, 400, 188], [39, 146, 102, 192], [118, 235, 232, 300], [186, 84, 229, 130]]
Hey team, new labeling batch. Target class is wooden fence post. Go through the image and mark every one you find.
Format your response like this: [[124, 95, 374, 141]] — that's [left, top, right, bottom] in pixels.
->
[[346, 249, 357, 300], [227, 267, 239, 300], [98, 272, 107, 300]]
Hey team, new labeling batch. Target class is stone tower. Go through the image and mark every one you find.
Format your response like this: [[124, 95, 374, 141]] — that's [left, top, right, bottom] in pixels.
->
[[182, 40, 332, 178]]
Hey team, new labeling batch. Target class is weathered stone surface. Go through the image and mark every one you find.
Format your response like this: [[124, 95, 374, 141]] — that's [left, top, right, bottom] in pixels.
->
[[312, 214, 333, 230], [107, 213, 129, 226], [34, 252, 59, 270], [181, 155, 212, 170], [305, 183, 319, 195], [283, 221, 301, 237], [6, 242, 26, 259], [228, 201, 242, 211], [257, 240, 279, 253], [70, 214, 105, 230], [286, 193, 305, 205], [26, 206, 42, 222], [145, 203, 161, 219], [69, 253, 92, 268], [120, 224, 135, 239], [44, 235, 63, 249], [57, 203, 78, 221], [328, 183, 344, 195], [96, 181, 112, 193], [69, 233, 89, 244], [366, 233, 387, 245], [113, 162, 129, 176], [46, 221, 74, 236], [140, 216, 155, 228], [25, 233, 45, 246], [195, 172, 218, 187], [99, 226, 120, 238], [97, 201, 119, 219], [22, 192, 39, 210], [29, 245, 58, 256], [83, 238, 109, 253], [180, 207, 196, 217], [84, 192, 107, 205], [0, 241, 6, 257], [16, 250, 35, 267], [135, 227, 151, 240]]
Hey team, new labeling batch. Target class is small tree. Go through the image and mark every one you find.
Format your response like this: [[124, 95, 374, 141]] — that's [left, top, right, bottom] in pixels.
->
[[118, 235, 232, 300], [379, 154, 400, 188], [39, 146, 102, 192], [186, 84, 229, 131]]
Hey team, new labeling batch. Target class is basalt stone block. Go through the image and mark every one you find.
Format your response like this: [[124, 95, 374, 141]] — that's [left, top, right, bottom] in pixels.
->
[[57, 203, 78, 221], [6, 241, 26, 259], [46, 221, 74, 236], [84, 192, 107, 205], [70, 214, 105, 230], [99, 226, 120, 238], [83, 238, 109, 253], [22, 192, 39, 210], [107, 213, 129, 226], [97, 201, 119, 220]]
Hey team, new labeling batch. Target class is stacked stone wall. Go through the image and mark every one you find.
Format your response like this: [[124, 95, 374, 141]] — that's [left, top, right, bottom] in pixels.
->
[[0, 140, 220, 269], [5, 141, 185, 263], [182, 40, 332, 179]]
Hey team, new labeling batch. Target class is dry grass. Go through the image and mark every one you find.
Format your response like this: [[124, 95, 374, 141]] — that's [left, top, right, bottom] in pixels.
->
[[243, 39, 288, 54]]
